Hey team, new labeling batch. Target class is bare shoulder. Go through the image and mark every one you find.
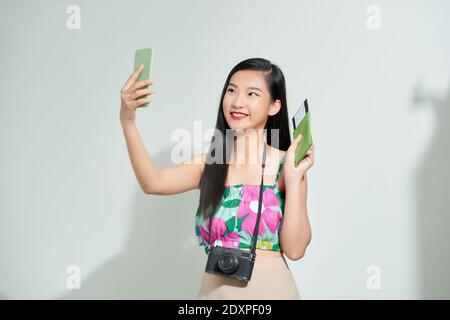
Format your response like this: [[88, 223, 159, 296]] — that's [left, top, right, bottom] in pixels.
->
[[267, 145, 287, 163]]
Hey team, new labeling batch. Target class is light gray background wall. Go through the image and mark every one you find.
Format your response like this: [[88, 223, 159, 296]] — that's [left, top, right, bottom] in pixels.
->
[[1, 0, 449, 299]]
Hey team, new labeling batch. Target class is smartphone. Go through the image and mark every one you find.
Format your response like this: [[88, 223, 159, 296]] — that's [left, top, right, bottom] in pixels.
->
[[133, 48, 154, 107], [292, 99, 313, 167]]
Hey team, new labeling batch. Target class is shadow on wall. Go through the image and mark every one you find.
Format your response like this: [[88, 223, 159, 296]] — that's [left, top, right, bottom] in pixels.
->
[[413, 78, 450, 299], [58, 146, 206, 299]]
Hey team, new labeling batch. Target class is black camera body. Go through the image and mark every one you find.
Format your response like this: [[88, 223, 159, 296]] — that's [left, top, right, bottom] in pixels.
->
[[205, 246, 256, 282]]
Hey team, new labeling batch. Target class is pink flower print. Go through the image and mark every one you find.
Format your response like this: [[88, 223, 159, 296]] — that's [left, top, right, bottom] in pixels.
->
[[222, 232, 240, 249], [237, 186, 282, 236], [199, 217, 226, 245]]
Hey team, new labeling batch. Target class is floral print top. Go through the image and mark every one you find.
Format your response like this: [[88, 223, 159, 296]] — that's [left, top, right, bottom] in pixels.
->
[[194, 155, 286, 254]]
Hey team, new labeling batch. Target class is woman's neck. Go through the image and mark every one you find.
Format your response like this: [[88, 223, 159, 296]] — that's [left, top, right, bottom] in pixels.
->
[[229, 129, 266, 166]]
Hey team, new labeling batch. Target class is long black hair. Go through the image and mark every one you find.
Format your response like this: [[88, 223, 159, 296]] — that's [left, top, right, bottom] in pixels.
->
[[196, 58, 291, 220]]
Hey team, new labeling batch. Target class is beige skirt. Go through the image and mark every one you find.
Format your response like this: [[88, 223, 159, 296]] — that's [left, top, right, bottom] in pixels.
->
[[196, 253, 301, 300]]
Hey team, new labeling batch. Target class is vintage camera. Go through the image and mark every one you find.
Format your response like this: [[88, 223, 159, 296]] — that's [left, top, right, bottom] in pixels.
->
[[205, 246, 256, 282]]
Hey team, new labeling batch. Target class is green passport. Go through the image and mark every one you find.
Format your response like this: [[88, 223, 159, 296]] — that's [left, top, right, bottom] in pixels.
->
[[133, 48, 154, 107], [292, 99, 313, 167]]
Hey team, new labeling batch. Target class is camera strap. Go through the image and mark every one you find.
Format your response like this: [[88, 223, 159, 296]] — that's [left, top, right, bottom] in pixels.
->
[[251, 142, 267, 255], [207, 141, 267, 255]]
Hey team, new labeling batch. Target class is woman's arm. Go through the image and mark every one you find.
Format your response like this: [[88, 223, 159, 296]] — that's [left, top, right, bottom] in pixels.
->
[[121, 121, 206, 195], [280, 172, 311, 261], [279, 134, 314, 261], [120, 65, 205, 196]]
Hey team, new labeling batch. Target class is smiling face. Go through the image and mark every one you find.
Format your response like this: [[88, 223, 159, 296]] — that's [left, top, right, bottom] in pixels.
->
[[222, 70, 281, 134]]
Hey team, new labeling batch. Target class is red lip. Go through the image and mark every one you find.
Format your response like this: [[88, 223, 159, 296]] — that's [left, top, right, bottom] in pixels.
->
[[230, 111, 249, 120]]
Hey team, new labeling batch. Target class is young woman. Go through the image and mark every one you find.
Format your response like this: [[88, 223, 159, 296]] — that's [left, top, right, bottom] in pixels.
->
[[120, 58, 314, 299]]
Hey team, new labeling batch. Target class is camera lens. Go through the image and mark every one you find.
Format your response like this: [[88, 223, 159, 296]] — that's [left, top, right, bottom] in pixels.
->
[[217, 253, 239, 274]]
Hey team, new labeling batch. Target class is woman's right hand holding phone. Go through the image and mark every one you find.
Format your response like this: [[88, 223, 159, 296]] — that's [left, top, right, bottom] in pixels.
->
[[120, 64, 156, 125], [119, 64, 206, 195]]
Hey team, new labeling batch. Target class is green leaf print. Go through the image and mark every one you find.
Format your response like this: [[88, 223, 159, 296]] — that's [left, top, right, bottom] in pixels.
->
[[239, 229, 252, 247], [237, 214, 249, 230], [225, 217, 236, 233], [222, 199, 241, 208], [223, 187, 230, 199], [240, 242, 251, 249], [272, 243, 280, 251]]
